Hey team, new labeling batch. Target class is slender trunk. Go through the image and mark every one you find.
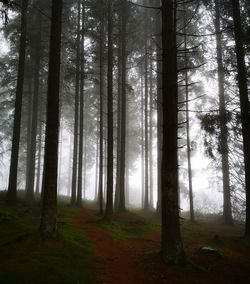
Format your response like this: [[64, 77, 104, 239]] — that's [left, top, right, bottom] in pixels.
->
[[144, 37, 149, 211], [67, 133, 72, 197], [104, 0, 114, 222], [232, 0, 250, 235], [183, 6, 194, 222], [156, 4, 162, 215], [83, 131, 87, 199], [25, 81, 32, 198], [77, 0, 85, 207], [71, 0, 81, 205], [149, 50, 154, 209], [39, 0, 62, 237], [214, 0, 232, 225], [58, 124, 63, 194], [118, 0, 127, 212], [140, 74, 145, 208], [161, 0, 185, 263], [98, 21, 104, 215], [35, 103, 43, 195], [95, 135, 99, 201], [26, 7, 42, 203], [114, 14, 122, 211], [7, 0, 28, 205]]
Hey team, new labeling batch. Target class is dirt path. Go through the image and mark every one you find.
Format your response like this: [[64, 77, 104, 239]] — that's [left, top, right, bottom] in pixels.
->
[[75, 209, 250, 284], [75, 209, 161, 284]]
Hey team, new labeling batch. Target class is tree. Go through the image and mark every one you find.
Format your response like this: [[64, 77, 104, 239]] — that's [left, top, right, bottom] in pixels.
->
[[25, 0, 42, 203], [6, 0, 28, 205], [104, 0, 114, 222], [71, 0, 81, 206], [77, 0, 85, 207], [214, 0, 232, 225], [118, 0, 128, 212], [161, 0, 185, 263], [232, 0, 250, 235], [39, 0, 62, 237]]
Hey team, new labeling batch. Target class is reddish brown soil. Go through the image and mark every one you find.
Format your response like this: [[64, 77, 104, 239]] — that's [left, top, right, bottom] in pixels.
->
[[75, 209, 250, 284]]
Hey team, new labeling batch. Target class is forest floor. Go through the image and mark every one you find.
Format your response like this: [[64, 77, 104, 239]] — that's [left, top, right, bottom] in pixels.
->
[[0, 195, 250, 283]]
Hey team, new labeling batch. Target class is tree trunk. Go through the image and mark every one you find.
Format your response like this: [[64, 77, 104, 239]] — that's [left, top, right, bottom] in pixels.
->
[[77, 0, 85, 207], [144, 36, 149, 211], [161, 0, 185, 263], [156, 2, 162, 215], [149, 49, 154, 209], [39, 0, 62, 237], [71, 0, 81, 206], [183, 5, 195, 222], [114, 13, 122, 212], [214, 0, 232, 225], [232, 0, 250, 235], [118, 0, 127, 212], [35, 102, 43, 195], [104, 0, 114, 222], [26, 5, 42, 203], [25, 80, 33, 200], [98, 21, 104, 215], [140, 73, 145, 208], [7, 0, 28, 205]]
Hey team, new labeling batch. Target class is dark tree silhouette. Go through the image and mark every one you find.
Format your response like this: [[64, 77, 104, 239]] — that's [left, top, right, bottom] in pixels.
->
[[232, 0, 250, 236], [161, 0, 185, 263], [39, 0, 62, 237], [7, 0, 28, 205]]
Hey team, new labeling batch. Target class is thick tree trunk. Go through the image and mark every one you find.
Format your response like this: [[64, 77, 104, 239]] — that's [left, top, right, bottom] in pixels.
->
[[7, 0, 28, 205], [39, 0, 62, 237], [161, 0, 185, 263], [232, 0, 250, 235], [104, 0, 114, 222], [214, 0, 232, 225], [77, 0, 85, 207], [71, 0, 81, 206]]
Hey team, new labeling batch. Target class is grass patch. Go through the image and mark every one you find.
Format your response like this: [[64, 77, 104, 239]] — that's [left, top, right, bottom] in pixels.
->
[[100, 209, 161, 240], [0, 204, 95, 284]]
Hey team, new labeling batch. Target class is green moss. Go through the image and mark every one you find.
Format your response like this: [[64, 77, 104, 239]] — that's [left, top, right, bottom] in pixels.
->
[[0, 205, 95, 284], [100, 210, 161, 240]]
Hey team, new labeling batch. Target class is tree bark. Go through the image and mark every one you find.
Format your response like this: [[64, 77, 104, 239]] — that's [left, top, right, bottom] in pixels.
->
[[156, 2, 162, 215], [118, 0, 127, 212], [77, 0, 85, 207], [104, 0, 114, 222], [214, 0, 232, 225], [7, 0, 28, 205], [26, 4, 42, 203], [144, 3, 149, 211], [232, 0, 250, 235], [161, 0, 185, 263], [71, 0, 81, 206], [39, 0, 62, 237], [98, 20, 104, 215], [183, 5, 195, 222]]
